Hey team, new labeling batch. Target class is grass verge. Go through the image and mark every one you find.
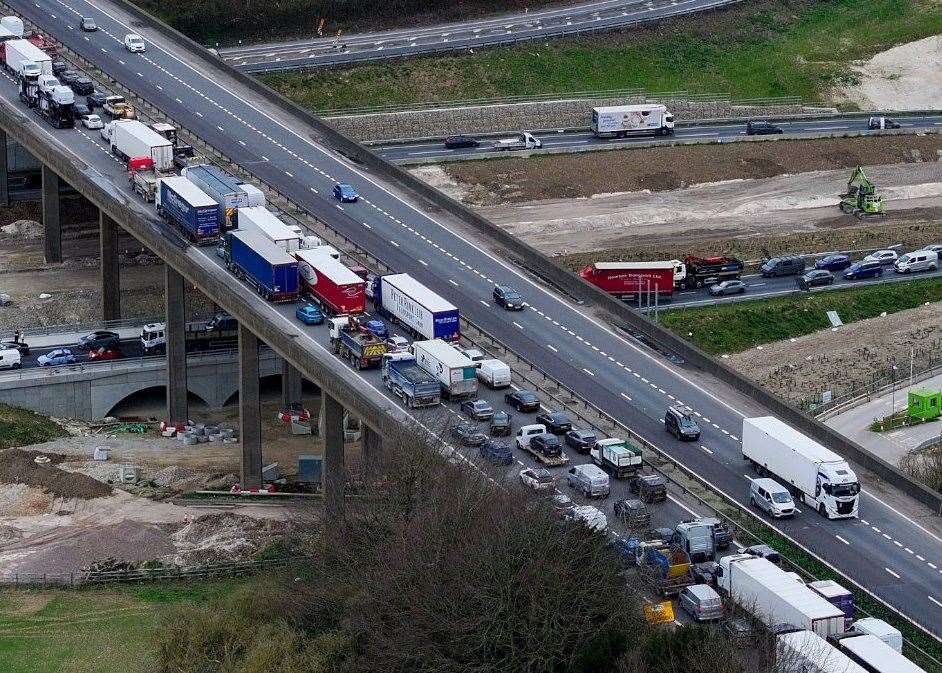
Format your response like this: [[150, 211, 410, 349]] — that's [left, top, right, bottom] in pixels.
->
[[263, 0, 942, 110], [659, 277, 942, 355], [0, 404, 67, 450]]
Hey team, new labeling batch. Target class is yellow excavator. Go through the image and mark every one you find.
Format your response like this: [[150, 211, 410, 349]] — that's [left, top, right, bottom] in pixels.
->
[[839, 166, 885, 218]]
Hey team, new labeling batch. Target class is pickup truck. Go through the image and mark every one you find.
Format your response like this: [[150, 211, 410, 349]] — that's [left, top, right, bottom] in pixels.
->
[[638, 543, 695, 597], [102, 95, 136, 119], [492, 131, 542, 151]]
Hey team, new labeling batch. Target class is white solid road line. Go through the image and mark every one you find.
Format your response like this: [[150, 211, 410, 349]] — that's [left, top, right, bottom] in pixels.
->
[[546, 344, 559, 352], [929, 596, 942, 609], [885, 567, 901, 579], [834, 534, 850, 545]]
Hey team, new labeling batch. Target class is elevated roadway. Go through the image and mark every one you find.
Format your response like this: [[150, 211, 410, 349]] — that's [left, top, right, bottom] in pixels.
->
[[4, 0, 942, 638]]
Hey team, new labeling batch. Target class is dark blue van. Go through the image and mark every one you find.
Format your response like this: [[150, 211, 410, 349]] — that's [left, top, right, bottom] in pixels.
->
[[843, 260, 884, 280]]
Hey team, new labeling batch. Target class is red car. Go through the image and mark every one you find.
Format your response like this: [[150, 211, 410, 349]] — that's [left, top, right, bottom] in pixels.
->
[[88, 347, 122, 361]]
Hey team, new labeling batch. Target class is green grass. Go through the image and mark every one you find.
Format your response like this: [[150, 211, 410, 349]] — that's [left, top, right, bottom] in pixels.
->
[[262, 0, 942, 111], [0, 581, 241, 673], [0, 404, 67, 450], [660, 277, 942, 355]]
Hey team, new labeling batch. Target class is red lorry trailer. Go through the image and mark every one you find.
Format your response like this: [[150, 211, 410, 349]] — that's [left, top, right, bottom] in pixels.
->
[[295, 248, 366, 315], [580, 261, 674, 301]]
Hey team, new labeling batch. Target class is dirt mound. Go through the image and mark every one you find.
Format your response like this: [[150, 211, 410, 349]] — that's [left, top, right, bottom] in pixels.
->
[[153, 465, 202, 489], [0, 483, 53, 517], [0, 449, 111, 499], [170, 512, 286, 566]]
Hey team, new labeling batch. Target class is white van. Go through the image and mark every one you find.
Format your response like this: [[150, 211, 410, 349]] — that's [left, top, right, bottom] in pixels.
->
[[749, 477, 795, 518], [0, 347, 22, 370], [894, 249, 938, 274], [477, 359, 511, 388], [568, 505, 607, 531], [566, 463, 611, 498], [515, 423, 546, 450]]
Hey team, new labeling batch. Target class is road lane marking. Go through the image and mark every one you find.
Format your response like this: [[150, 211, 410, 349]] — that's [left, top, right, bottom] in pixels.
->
[[700, 445, 713, 455], [582, 368, 595, 376], [621, 392, 632, 401], [835, 535, 850, 545], [885, 567, 900, 579], [546, 345, 558, 353], [513, 322, 523, 329], [930, 596, 942, 609]]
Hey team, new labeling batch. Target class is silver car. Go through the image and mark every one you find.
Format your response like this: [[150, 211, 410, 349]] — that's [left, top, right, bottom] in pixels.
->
[[679, 584, 724, 621]]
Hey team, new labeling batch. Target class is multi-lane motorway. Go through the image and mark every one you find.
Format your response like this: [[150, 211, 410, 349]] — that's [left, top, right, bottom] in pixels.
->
[[218, 0, 739, 72], [374, 115, 942, 162], [5, 0, 942, 638]]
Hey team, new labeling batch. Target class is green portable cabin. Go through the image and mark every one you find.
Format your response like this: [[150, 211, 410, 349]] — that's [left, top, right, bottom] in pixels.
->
[[907, 389, 941, 421]]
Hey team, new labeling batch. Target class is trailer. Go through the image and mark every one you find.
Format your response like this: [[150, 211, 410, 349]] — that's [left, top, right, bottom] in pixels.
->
[[836, 633, 926, 673], [36, 85, 73, 128], [295, 248, 365, 315], [776, 631, 867, 673], [237, 206, 302, 252], [677, 255, 744, 289], [4, 38, 50, 76], [224, 230, 299, 302], [329, 317, 386, 369], [411, 339, 477, 400], [808, 580, 854, 627], [156, 176, 220, 243], [182, 164, 266, 229], [140, 319, 238, 355], [717, 554, 845, 638], [373, 273, 460, 341], [579, 261, 674, 302], [109, 120, 174, 170], [639, 544, 694, 596], [382, 352, 441, 408], [591, 104, 674, 138], [742, 416, 859, 519], [589, 437, 642, 478]]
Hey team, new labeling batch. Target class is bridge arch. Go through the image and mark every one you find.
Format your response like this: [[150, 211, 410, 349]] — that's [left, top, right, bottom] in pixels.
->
[[100, 384, 209, 419]]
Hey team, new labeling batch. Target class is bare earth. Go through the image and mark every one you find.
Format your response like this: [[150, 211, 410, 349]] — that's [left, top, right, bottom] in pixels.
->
[[837, 35, 942, 111]]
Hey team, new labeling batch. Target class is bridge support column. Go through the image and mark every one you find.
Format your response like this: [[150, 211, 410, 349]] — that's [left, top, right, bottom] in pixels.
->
[[362, 424, 382, 485], [165, 266, 188, 425], [323, 392, 345, 519], [281, 359, 302, 409], [239, 323, 263, 489], [42, 165, 61, 263], [99, 211, 120, 321], [0, 129, 9, 208]]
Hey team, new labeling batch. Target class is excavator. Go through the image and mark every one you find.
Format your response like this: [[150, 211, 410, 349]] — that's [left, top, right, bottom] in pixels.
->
[[839, 166, 885, 218]]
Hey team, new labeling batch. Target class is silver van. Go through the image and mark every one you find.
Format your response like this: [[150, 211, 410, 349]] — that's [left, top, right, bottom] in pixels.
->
[[0, 347, 22, 370], [679, 584, 724, 621], [749, 477, 795, 518], [566, 463, 611, 499], [894, 249, 938, 274]]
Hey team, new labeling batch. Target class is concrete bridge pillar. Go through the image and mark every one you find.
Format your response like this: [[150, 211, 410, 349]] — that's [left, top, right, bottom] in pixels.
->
[[165, 265, 188, 424], [323, 392, 345, 520], [99, 211, 121, 321], [0, 129, 9, 208], [362, 424, 382, 484], [281, 359, 302, 409], [42, 164, 61, 263], [239, 323, 263, 489]]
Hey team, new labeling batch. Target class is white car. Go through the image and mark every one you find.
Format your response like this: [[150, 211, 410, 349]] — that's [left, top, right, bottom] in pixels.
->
[[519, 467, 557, 491], [459, 348, 485, 362], [863, 249, 898, 265], [921, 243, 942, 254], [124, 33, 145, 53], [81, 113, 103, 130], [567, 505, 608, 532], [384, 335, 409, 352]]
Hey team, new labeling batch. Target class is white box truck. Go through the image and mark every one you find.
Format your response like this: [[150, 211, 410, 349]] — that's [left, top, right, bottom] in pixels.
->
[[776, 630, 867, 673], [373, 273, 460, 342], [717, 554, 845, 638], [591, 104, 675, 138], [4, 39, 51, 76], [836, 633, 927, 673], [411, 339, 478, 400], [742, 417, 859, 519], [109, 120, 174, 170], [237, 206, 302, 253]]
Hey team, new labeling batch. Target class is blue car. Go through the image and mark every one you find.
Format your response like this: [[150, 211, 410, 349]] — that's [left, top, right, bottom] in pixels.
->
[[843, 260, 884, 280], [364, 319, 388, 339], [332, 183, 359, 203], [37, 348, 76, 367], [815, 253, 851, 272], [295, 303, 324, 325], [479, 440, 513, 465]]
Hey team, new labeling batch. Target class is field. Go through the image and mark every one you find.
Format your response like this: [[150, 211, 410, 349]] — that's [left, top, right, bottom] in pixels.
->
[[660, 276, 942, 355], [263, 0, 942, 111], [0, 404, 67, 450]]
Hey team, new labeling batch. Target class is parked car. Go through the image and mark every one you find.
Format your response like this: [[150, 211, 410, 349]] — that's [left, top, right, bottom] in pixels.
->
[[664, 406, 700, 441], [295, 303, 324, 325], [708, 279, 746, 296], [88, 346, 122, 361], [0, 340, 30, 356], [70, 76, 94, 96], [384, 335, 409, 352], [493, 284, 525, 310], [746, 120, 783, 135], [614, 498, 651, 529], [364, 319, 388, 339], [744, 544, 781, 565], [332, 182, 359, 203], [530, 432, 562, 456], [450, 421, 487, 447], [80, 17, 98, 31], [505, 389, 540, 412], [124, 33, 146, 52], [519, 467, 557, 491], [564, 428, 597, 454], [815, 253, 852, 271], [461, 398, 495, 421], [797, 269, 834, 290], [444, 135, 480, 149], [37, 348, 76, 366], [535, 410, 571, 434], [749, 477, 796, 518], [863, 249, 899, 265], [679, 584, 724, 622], [489, 410, 512, 436], [692, 561, 721, 588], [628, 473, 667, 503], [760, 255, 805, 277], [479, 440, 513, 465], [843, 260, 884, 280], [77, 330, 119, 351], [894, 249, 938, 273], [86, 90, 109, 109]]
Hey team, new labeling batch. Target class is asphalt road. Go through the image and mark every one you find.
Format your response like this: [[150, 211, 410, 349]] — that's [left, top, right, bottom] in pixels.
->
[[376, 115, 942, 162], [7, 0, 942, 638], [218, 0, 739, 72]]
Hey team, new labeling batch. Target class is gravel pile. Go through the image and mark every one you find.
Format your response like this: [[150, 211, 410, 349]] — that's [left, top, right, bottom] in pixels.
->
[[0, 483, 52, 517], [0, 449, 111, 499], [153, 465, 203, 488], [170, 512, 286, 566]]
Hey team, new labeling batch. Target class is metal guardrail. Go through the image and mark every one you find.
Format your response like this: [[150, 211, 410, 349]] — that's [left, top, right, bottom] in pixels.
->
[[11, 316, 161, 340]]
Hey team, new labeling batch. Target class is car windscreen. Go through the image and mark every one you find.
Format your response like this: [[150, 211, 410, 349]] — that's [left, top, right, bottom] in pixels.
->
[[771, 492, 792, 504]]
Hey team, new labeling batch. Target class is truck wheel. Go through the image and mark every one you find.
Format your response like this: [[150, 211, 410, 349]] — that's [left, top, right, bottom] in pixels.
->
[[819, 503, 827, 517]]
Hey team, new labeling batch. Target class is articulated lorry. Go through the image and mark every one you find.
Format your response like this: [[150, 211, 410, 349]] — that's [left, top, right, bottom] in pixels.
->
[[591, 104, 675, 138], [4, 39, 50, 106], [776, 630, 867, 673], [834, 632, 926, 673], [182, 164, 265, 230], [590, 437, 642, 478], [156, 176, 220, 243], [373, 273, 460, 342], [140, 318, 239, 355], [382, 352, 441, 408], [236, 206, 304, 253], [36, 85, 73, 128], [295, 248, 365, 316], [223, 230, 300, 303], [109, 120, 174, 170], [579, 262, 675, 302], [675, 255, 744, 289], [329, 317, 387, 370], [411, 339, 477, 400], [717, 554, 845, 638], [742, 416, 860, 519]]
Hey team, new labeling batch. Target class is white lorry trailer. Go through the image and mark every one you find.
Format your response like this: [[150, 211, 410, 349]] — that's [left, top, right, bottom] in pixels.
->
[[109, 120, 174, 170], [411, 339, 478, 400], [237, 206, 302, 253], [373, 273, 460, 342], [591, 104, 675, 138], [717, 554, 845, 638], [741, 416, 859, 519], [836, 633, 927, 673], [776, 630, 867, 673], [4, 38, 51, 76]]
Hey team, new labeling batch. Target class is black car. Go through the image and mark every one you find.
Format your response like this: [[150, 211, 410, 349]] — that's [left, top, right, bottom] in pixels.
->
[[564, 429, 597, 454], [797, 269, 834, 290], [450, 421, 487, 447], [51, 60, 68, 75], [70, 76, 95, 96], [613, 498, 650, 528], [530, 433, 562, 457], [815, 253, 851, 272], [479, 440, 513, 465], [79, 17, 98, 31], [746, 120, 783, 135], [493, 284, 525, 310], [0, 340, 30, 356], [664, 406, 701, 441], [505, 389, 540, 412], [489, 411, 512, 436], [444, 135, 480, 149], [692, 561, 721, 588], [58, 70, 81, 86], [535, 410, 571, 434], [72, 101, 91, 119], [744, 544, 781, 565], [77, 330, 120, 351], [86, 90, 110, 109], [628, 473, 667, 503]]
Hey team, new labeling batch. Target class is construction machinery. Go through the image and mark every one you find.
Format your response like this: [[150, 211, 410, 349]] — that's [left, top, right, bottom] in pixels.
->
[[840, 167, 885, 218]]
